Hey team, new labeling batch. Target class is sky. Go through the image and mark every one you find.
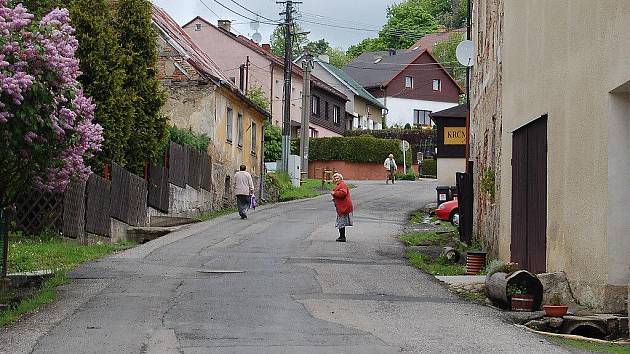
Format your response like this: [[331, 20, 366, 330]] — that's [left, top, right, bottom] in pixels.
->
[[150, 0, 401, 49]]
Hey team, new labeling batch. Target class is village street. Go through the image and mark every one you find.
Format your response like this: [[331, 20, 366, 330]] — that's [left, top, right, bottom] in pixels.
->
[[0, 181, 575, 353]]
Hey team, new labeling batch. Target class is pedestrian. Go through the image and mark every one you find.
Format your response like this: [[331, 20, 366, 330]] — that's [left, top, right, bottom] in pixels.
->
[[234, 164, 254, 219], [384, 153, 397, 184], [330, 172, 353, 242]]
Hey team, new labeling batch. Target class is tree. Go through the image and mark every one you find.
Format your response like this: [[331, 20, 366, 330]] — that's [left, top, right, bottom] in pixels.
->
[[270, 24, 309, 60], [347, 37, 388, 59], [326, 47, 352, 68], [304, 39, 329, 57], [115, 0, 168, 175], [0, 3, 103, 207], [432, 32, 466, 87], [247, 85, 270, 111], [263, 123, 282, 162], [379, 0, 438, 49], [419, 0, 467, 28], [68, 0, 134, 172]]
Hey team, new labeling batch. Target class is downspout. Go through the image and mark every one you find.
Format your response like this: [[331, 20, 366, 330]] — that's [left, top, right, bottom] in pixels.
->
[[260, 119, 266, 201]]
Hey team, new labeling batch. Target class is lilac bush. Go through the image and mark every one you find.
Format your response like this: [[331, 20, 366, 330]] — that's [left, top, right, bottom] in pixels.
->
[[0, 1, 102, 206]]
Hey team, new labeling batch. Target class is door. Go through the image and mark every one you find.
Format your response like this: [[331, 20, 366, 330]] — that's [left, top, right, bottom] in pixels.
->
[[511, 116, 547, 273]]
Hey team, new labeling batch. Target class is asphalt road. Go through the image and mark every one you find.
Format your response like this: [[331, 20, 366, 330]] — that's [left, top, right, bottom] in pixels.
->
[[0, 180, 575, 353]]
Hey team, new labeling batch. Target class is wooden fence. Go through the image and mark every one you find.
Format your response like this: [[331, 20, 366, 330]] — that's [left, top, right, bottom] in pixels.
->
[[15, 142, 218, 238]]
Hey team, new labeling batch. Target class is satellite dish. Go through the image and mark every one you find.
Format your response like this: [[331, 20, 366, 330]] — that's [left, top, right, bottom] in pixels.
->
[[456, 40, 474, 67], [252, 32, 262, 43]]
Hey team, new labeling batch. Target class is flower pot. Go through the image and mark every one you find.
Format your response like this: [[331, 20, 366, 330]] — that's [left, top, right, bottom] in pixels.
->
[[543, 305, 568, 317], [510, 294, 534, 311], [465, 252, 486, 275]]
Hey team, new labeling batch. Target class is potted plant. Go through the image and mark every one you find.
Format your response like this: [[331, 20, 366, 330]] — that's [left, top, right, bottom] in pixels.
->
[[543, 294, 568, 317], [507, 284, 534, 311]]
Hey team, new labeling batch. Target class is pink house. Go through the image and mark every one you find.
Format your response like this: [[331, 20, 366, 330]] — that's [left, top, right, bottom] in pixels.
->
[[183, 17, 348, 137]]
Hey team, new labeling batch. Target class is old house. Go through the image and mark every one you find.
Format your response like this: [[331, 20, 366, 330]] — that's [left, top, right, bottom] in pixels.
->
[[152, 6, 268, 181], [343, 49, 462, 128], [295, 54, 387, 131], [472, 0, 630, 312], [182, 17, 348, 137]]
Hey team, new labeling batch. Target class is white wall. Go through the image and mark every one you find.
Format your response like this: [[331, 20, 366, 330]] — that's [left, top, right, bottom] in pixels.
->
[[382, 97, 458, 127], [437, 158, 466, 186]]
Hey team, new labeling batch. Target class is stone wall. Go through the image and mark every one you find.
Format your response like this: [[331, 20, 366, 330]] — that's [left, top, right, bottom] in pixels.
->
[[470, 0, 504, 258]]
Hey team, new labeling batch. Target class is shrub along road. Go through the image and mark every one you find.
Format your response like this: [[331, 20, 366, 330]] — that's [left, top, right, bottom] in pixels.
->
[[0, 181, 572, 353]]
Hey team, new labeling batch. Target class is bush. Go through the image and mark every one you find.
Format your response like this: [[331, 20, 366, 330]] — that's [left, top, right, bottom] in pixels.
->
[[308, 136, 412, 166], [395, 170, 417, 181], [169, 126, 209, 152], [421, 159, 437, 177]]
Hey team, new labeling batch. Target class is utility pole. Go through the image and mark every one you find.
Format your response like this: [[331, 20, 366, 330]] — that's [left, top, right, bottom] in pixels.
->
[[277, 0, 301, 171], [245, 56, 250, 94], [299, 51, 313, 181]]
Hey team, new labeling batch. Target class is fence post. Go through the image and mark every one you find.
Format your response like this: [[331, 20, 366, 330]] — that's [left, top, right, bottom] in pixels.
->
[[104, 164, 110, 180], [1, 207, 9, 278]]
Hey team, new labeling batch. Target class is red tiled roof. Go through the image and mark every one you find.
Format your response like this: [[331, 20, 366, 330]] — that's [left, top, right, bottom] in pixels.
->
[[407, 28, 466, 53]]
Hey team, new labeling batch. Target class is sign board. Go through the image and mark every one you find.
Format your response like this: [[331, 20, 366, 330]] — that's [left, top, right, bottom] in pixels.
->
[[399, 140, 410, 152], [444, 127, 467, 145]]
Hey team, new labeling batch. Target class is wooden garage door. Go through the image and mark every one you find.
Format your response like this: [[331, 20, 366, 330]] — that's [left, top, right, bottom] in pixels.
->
[[511, 116, 547, 273]]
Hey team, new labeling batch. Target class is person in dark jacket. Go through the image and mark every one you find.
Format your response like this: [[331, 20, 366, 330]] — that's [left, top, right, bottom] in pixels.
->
[[330, 172, 353, 242]]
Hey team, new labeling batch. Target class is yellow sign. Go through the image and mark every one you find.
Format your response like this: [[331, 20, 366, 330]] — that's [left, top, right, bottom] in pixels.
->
[[444, 127, 467, 145]]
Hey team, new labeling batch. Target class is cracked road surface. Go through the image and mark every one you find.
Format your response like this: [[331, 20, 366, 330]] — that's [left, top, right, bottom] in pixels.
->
[[0, 181, 573, 353]]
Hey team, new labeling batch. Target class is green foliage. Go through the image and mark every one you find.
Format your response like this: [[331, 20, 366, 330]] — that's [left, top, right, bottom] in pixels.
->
[[246, 85, 270, 111], [169, 126, 209, 153], [308, 136, 412, 166], [0, 273, 67, 327], [400, 231, 451, 246], [304, 39, 330, 57], [10, 0, 63, 18], [347, 37, 388, 59], [326, 47, 352, 68], [419, 0, 468, 28], [270, 24, 309, 59], [115, 0, 168, 174], [68, 0, 134, 172], [506, 284, 529, 296], [380, 1, 438, 49], [406, 250, 465, 276], [480, 168, 496, 200], [197, 208, 237, 221], [395, 170, 417, 181], [421, 159, 436, 177], [432, 32, 466, 87], [264, 122, 282, 162], [550, 338, 630, 353]]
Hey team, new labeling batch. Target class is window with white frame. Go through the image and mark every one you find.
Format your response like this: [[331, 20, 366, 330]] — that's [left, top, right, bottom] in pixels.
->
[[251, 121, 257, 154], [226, 107, 233, 142], [432, 79, 441, 91], [237, 113, 243, 147], [311, 95, 320, 115], [413, 109, 432, 126], [405, 76, 413, 88], [333, 105, 340, 125]]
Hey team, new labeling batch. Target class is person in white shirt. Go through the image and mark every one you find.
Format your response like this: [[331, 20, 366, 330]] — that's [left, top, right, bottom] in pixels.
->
[[234, 165, 254, 219], [383, 154, 397, 184]]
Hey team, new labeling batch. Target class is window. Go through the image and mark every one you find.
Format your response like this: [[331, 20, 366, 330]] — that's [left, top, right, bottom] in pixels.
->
[[432, 79, 441, 91], [405, 76, 413, 88], [251, 121, 257, 154], [310, 128, 318, 138], [333, 105, 340, 125], [237, 113, 243, 147], [311, 95, 320, 115], [195, 23, 201, 31], [413, 109, 432, 126], [226, 108, 233, 142], [324, 101, 329, 119]]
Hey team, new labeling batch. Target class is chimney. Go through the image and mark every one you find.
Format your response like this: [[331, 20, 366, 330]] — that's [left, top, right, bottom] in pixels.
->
[[437, 25, 448, 33], [261, 43, 271, 52], [218, 20, 232, 32], [388, 48, 397, 56], [318, 54, 330, 63]]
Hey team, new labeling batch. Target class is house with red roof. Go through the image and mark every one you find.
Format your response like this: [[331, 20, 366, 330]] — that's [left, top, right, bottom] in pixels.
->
[[182, 18, 348, 137]]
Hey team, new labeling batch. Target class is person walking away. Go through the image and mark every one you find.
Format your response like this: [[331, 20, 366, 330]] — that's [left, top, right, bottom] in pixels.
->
[[384, 154, 397, 184], [234, 165, 254, 219], [330, 173, 353, 242]]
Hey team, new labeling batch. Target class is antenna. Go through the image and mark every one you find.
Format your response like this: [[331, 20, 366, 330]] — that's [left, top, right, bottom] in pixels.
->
[[252, 32, 262, 43], [456, 40, 474, 67], [250, 16, 260, 31]]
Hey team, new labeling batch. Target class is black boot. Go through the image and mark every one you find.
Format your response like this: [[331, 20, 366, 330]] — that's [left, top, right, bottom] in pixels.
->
[[336, 228, 346, 242]]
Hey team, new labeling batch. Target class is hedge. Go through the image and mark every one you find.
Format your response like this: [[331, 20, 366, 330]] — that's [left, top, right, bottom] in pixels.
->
[[421, 159, 437, 177], [308, 136, 412, 166], [344, 129, 436, 162]]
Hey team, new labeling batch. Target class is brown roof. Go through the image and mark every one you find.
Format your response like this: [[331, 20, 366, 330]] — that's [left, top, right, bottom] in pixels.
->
[[183, 16, 347, 101], [152, 8, 270, 117], [407, 28, 467, 53]]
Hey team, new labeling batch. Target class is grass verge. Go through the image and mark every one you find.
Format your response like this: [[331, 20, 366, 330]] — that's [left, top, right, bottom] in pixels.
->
[[1, 233, 135, 327], [196, 208, 236, 222], [550, 338, 630, 353], [400, 231, 454, 246], [406, 250, 465, 276]]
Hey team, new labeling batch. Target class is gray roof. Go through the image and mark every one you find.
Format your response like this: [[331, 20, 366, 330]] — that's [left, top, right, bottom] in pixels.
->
[[316, 59, 386, 110], [430, 104, 467, 119], [342, 50, 424, 88]]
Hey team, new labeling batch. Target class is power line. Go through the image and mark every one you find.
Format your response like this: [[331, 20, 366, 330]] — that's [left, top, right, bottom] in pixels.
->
[[197, 0, 244, 35], [210, 0, 280, 25], [224, 0, 278, 23]]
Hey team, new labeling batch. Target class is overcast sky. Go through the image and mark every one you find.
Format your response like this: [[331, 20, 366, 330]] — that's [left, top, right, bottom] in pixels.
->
[[151, 0, 401, 49]]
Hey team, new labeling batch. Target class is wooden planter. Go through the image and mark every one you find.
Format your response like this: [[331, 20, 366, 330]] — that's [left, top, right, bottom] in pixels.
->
[[465, 251, 487, 275], [510, 294, 534, 311], [543, 305, 568, 317]]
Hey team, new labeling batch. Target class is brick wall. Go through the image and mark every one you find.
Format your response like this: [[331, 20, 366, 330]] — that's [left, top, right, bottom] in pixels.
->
[[309, 161, 389, 180]]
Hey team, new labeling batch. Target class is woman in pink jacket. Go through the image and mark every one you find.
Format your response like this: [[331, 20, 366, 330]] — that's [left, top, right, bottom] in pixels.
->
[[330, 173, 353, 242]]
